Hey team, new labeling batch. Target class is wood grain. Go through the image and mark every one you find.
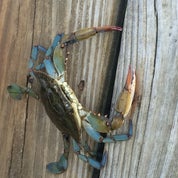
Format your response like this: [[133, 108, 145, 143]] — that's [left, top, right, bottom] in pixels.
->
[[0, 1, 123, 178], [100, 0, 178, 178], [1, 0, 177, 178]]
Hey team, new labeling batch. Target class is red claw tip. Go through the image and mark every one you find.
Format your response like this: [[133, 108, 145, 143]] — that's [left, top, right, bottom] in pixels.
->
[[111, 26, 122, 31], [125, 66, 135, 91]]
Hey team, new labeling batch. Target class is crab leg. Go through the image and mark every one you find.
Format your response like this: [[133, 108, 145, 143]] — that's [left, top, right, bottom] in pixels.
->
[[7, 47, 45, 100], [28, 45, 59, 77], [61, 26, 122, 46], [82, 141, 97, 157], [28, 45, 47, 70], [46, 134, 70, 174], [51, 26, 122, 80], [82, 118, 133, 143], [45, 34, 64, 57], [72, 139, 107, 169], [30, 34, 65, 79], [115, 66, 136, 118], [7, 84, 39, 100], [28, 26, 122, 80], [81, 67, 135, 142], [45, 26, 122, 80], [7, 45, 57, 100]]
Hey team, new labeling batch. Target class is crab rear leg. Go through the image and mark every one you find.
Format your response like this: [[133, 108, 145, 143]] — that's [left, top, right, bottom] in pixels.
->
[[82, 141, 97, 157], [46, 134, 70, 174], [61, 26, 122, 46], [72, 139, 107, 169], [7, 46, 44, 100], [7, 84, 39, 100]]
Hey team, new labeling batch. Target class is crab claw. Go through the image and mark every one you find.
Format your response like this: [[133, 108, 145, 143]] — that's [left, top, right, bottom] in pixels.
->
[[61, 26, 122, 46], [72, 26, 122, 41], [116, 66, 136, 117]]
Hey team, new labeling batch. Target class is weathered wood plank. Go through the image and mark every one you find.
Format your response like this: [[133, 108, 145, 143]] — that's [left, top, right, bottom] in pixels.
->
[[0, 1, 125, 178], [100, 0, 178, 178]]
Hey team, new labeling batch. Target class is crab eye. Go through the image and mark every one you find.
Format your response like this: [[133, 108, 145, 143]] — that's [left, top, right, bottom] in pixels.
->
[[65, 103, 69, 107]]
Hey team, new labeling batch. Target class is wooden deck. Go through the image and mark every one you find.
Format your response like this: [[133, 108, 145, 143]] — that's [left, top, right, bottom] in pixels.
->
[[0, 0, 178, 178]]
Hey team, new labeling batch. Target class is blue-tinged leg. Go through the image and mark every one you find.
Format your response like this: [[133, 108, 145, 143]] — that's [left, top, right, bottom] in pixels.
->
[[31, 45, 47, 60], [45, 34, 64, 57], [43, 34, 66, 79], [28, 45, 47, 80], [28, 46, 59, 78], [7, 84, 39, 100], [82, 119, 133, 143], [72, 140, 96, 157], [28, 46, 47, 69], [82, 141, 97, 157], [47, 134, 70, 174], [43, 59, 58, 78], [102, 120, 133, 143], [72, 139, 107, 169]]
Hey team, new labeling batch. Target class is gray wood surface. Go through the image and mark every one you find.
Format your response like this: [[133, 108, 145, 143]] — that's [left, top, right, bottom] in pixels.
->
[[100, 0, 178, 178]]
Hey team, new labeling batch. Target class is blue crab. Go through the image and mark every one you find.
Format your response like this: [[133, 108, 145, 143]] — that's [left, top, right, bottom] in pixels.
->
[[7, 26, 136, 174]]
